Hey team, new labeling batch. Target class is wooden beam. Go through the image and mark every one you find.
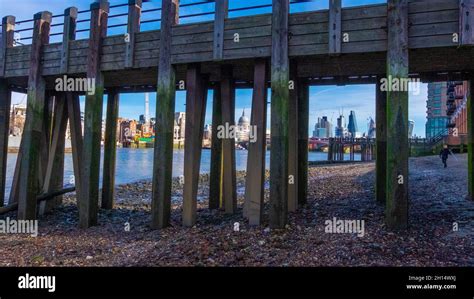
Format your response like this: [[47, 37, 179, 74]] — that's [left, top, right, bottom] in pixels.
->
[[209, 83, 223, 210], [297, 79, 309, 206], [101, 89, 119, 209], [0, 16, 15, 77], [60, 7, 78, 74], [66, 93, 83, 204], [328, 0, 342, 55], [213, 0, 228, 60], [386, 0, 409, 230], [460, 0, 474, 46], [183, 65, 208, 227], [151, 0, 179, 229], [245, 59, 268, 225], [17, 11, 52, 221], [81, 0, 109, 228], [269, 0, 289, 228], [221, 65, 237, 214], [125, 0, 142, 68], [40, 94, 68, 214], [469, 77, 474, 201], [375, 75, 387, 204], [288, 61, 298, 212]]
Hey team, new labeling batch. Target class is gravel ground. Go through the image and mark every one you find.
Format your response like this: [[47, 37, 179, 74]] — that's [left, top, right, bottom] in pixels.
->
[[0, 154, 473, 267]]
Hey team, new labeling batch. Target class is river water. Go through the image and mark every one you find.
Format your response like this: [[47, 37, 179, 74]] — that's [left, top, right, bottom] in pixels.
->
[[3, 148, 360, 201]]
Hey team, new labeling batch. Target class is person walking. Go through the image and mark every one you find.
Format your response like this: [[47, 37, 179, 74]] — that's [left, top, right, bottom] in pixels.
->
[[439, 145, 452, 168]]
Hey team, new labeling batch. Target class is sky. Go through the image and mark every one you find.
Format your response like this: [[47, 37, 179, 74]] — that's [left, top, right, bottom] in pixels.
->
[[2, 0, 428, 137]]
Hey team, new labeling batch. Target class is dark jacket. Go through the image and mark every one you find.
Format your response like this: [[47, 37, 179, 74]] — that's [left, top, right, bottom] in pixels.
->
[[439, 148, 451, 160]]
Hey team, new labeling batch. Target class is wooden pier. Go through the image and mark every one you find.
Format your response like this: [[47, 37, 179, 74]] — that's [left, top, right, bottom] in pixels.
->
[[0, 0, 473, 230]]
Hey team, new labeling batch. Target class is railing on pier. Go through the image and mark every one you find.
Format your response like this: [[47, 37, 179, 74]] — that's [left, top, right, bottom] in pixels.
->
[[4, 0, 391, 46]]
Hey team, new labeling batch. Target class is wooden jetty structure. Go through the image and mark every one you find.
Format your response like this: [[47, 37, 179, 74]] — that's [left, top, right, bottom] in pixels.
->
[[327, 138, 376, 162], [0, 0, 474, 230]]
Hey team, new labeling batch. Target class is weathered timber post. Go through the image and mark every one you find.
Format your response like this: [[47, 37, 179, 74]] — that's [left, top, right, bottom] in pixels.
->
[[221, 65, 237, 214], [81, 0, 109, 228], [213, 0, 228, 60], [329, 0, 342, 55], [183, 65, 209, 227], [125, 0, 142, 68], [270, 0, 289, 228], [328, 138, 333, 161], [468, 77, 474, 200], [101, 89, 120, 209], [209, 83, 223, 209], [67, 93, 84, 202], [245, 59, 268, 225], [297, 79, 309, 206], [60, 7, 78, 74], [386, 0, 409, 229], [460, 0, 474, 46], [17, 11, 52, 220], [288, 61, 299, 212], [40, 95, 68, 214], [0, 16, 14, 207], [151, 0, 179, 229]]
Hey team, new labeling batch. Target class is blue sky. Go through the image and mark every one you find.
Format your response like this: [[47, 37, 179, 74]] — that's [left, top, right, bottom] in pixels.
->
[[3, 0, 428, 137]]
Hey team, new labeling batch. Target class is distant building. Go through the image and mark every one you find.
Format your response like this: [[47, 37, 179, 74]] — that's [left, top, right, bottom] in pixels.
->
[[236, 109, 251, 142], [408, 120, 415, 138], [174, 112, 186, 141], [335, 114, 348, 138], [367, 117, 376, 138], [446, 81, 468, 146], [426, 82, 449, 139], [347, 110, 360, 137], [9, 104, 27, 136], [313, 116, 332, 138]]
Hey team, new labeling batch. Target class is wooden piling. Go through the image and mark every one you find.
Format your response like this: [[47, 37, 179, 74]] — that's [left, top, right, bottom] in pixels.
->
[[220, 65, 237, 214], [269, 0, 289, 228], [386, 0, 409, 229], [288, 61, 299, 212], [329, 0, 342, 55], [213, 0, 228, 61], [60, 7, 78, 74], [66, 93, 84, 202], [468, 77, 474, 200], [245, 59, 268, 225], [151, 0, 179, 229], [0, 80, 10, 208], [0, 16, 15, 77], [17, 11, 52, 220], [40, 95, 68, 214], [183, 65, 208, 227], [460, 0, 474, 46], [81, 0, 109, 228], [0, 16, 14, 207], [125, 0, 142, 68], [297, 79, 309, 206], [375, 76, 387, 195], [209, 83, 223, 210], [102, 89, 120, 209]]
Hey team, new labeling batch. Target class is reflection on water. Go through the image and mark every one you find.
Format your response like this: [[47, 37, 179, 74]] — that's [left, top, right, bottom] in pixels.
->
[[3, 148, 360, 201]]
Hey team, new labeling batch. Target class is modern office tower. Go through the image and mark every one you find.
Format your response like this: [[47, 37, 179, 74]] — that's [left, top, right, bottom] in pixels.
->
[[313, 116, 332, 138], [425, 82, 449, 139], [347, 110, 359, 137]]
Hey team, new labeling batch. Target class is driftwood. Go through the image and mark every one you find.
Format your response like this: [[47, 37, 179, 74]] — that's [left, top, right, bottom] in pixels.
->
[[0, 187, 75, 215]]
